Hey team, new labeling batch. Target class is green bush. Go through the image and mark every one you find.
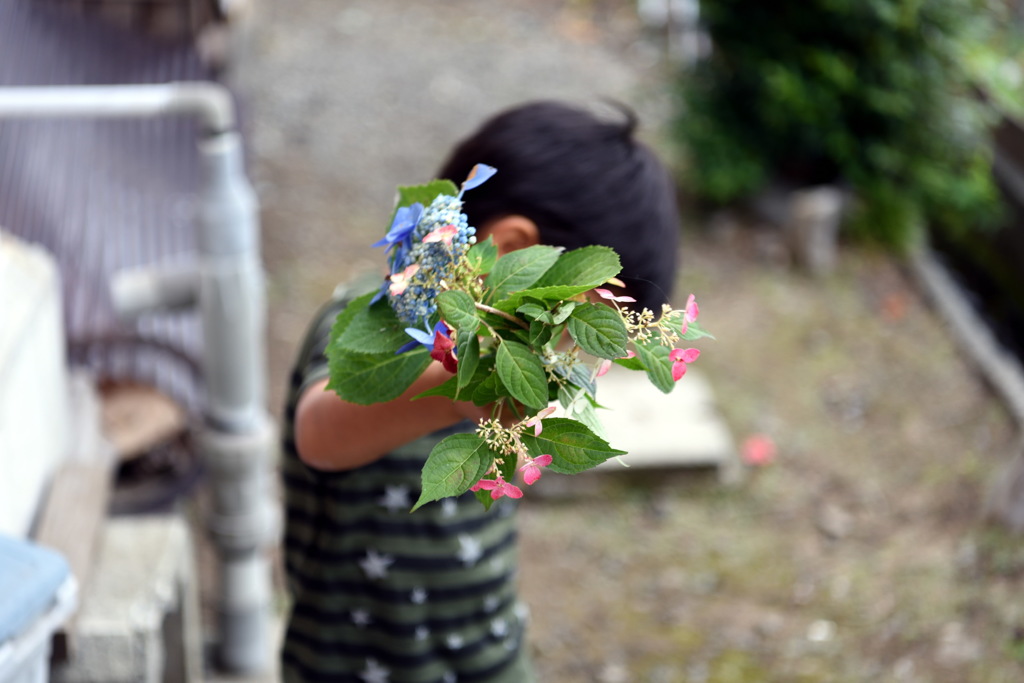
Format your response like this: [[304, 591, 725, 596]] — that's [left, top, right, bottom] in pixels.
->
[[673, 0, 1007, 248]]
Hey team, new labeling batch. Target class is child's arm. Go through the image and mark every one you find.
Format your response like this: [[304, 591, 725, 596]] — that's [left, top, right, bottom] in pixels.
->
[[294, 361, 489, 471]]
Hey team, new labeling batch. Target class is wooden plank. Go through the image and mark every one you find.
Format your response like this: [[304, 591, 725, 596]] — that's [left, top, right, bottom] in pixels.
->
[[99, 381, 187, 461]]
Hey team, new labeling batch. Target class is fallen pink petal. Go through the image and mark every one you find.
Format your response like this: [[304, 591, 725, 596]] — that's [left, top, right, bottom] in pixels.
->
[[741, 435, 777, 466]]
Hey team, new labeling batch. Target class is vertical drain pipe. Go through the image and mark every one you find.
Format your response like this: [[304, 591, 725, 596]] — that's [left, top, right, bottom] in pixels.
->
[[0, 84, 275, 674], [193, 127, 275, 674]]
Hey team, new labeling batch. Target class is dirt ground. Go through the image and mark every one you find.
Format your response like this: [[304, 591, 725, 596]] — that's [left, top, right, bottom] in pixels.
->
[[233, 1, 1024, 680]]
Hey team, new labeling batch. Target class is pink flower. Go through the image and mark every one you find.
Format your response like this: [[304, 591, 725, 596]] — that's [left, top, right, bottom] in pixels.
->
[[422, 224, 460, 245], [741, 434, 776, 466], [669, 347, 700, 381], [471, 475, 523, 500], [680, 294, 700, 335], [523, 406, 556, 436], [594, 288, 636, 303], [429, 322, 457, 373], [597, 350, 636, 378], [388, 264, 420, 296], [519, 454, 553, 486]]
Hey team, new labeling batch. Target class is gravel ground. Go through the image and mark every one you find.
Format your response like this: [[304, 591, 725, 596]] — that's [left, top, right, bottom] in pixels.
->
[[228, 2, 1024, 681]]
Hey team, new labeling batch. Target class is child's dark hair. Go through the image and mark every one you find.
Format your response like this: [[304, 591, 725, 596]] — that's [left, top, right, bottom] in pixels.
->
[[437, 100, 681, 314]]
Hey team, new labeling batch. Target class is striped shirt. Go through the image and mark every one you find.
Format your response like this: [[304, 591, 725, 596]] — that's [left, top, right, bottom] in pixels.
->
[[280, 293, 533, 683]]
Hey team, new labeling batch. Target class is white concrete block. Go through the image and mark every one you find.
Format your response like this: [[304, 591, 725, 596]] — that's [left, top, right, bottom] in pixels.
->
[[51, 515, 202, 683], [594, 364, 739, 479], [0, 230, 70, 538]]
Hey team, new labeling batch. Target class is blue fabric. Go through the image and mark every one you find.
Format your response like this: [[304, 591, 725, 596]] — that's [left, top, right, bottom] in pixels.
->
[[0, 535, 70, 643]]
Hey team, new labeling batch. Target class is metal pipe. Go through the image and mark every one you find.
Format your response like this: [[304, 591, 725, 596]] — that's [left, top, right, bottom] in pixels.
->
[[111, 263, 201, 318], [0, 82, 235, 133], [0, 83, 274, 674]]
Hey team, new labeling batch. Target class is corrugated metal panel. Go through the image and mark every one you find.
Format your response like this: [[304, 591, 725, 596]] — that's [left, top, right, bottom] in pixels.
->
[[0, 0, 216, 412]]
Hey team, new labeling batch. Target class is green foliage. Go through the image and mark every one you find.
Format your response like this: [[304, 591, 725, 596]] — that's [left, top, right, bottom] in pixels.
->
[[673, 0, 1007, 248], [496, 339, 550, 410], [519, 418, 627, 475], [485, 244, 562, 301], [566, 304, 630, 359], [413, 433, 496, 511], [327, 179, 712, 510]]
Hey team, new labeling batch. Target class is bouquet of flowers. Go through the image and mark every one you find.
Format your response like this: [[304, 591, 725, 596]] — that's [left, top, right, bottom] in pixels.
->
[[326, 165, 712, 511]]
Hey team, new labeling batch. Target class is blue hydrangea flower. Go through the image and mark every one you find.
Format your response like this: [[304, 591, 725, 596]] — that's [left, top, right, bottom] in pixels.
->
[[372, 165, 496, 329]]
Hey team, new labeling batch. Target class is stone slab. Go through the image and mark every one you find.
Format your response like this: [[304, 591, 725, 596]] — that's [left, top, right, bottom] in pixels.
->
[[591, 364, 741, 482], [51, 515, 202, 683]]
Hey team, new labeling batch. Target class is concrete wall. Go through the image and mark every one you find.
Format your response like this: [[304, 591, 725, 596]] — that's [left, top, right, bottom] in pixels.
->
[[0, 230, 70, 537]]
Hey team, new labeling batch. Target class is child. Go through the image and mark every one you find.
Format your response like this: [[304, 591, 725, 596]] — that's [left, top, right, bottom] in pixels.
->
[[280, 100, 681, 682]]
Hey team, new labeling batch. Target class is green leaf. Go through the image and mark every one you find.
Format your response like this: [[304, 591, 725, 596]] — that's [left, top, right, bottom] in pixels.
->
[[472, 366, 506, 405], [412, 374, 460, 400], [566, 303, 629, 360], [396, 179, 459, 210], [682, 321, 716, 341], [496, 449, 517, 484], [334, 296, 413, 354], [327, 348, 433, 404], [528, 319, 555, 348], [558, 385, 607, 439], [551, 301, 578, 324], [534, 245, 621, 289], [515, 303, 552, 323], [456, 333, 480, 392], [327, 291, 376, 351], [465, 236, 498, 274], [437, 290, 479, 336], [633, 341, 675, 394], [474, 488, 496, 510], [412, 433, 495, 511], [613, 354, 647, 372], [491, 285, 595, 313], [564, 364, 597, 397], [520, 417, 626, 474], [496, 340, 549, 410], [384, 180, 460, 238], [486, 245, 562, 301]]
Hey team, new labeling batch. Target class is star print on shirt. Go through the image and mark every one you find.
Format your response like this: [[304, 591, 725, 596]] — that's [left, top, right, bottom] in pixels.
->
[[360, 658, 390, 683], [440, 497, 458, 517], [359, 549, 395, 580], [483, 594, 501, 613], [415, 625, 429, 641], [446, 633, 464, 650], [442, 672, 457, 683], [378, 485, 411, 513], [456, 534, 483, 566], [410, 587, 427, 604], [490, 618, 509, 638], [351, 609, 372, 628]]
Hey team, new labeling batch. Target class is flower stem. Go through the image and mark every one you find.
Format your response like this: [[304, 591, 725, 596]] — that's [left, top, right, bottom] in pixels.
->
[[474, 302, 530, 330]]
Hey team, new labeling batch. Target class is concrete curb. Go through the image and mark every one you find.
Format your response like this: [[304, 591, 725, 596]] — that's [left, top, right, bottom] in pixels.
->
[[907, 246, 1024, 427]]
